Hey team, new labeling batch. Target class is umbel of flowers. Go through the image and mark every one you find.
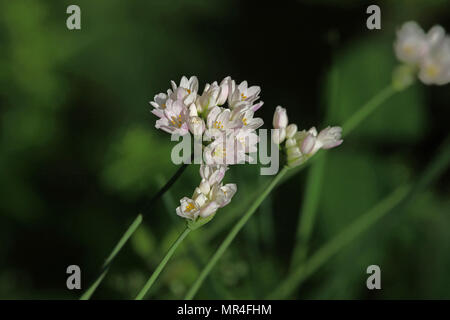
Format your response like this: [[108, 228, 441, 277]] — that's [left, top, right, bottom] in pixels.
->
[[150, 76, 264, 228], [272, 106, 343, 167], [394, 21, 450, 86]]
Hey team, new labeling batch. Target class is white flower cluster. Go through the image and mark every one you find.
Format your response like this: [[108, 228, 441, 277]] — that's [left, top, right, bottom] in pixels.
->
[[150, 76, 264, 165], [150, 76, 264, 223], [395, 21, 450, 85], [176, 165, 237, 223], [272, 106, 343, 167]]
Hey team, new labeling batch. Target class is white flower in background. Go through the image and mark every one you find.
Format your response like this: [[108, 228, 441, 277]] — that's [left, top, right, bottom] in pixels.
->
[[395, 21, 429, 64], [176, 165, 237, 221], [418, 37, 450, 85], [394, 21, 450, 86]]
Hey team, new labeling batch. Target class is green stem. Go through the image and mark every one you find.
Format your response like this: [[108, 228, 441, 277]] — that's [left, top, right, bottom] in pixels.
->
[[342, 85, 396, 135], [135, 227, 191, 300], [80, 214, 143, 300], [269, 135, 450, 299], [269, 185, 410, 299], [184, 166, 290, 300]]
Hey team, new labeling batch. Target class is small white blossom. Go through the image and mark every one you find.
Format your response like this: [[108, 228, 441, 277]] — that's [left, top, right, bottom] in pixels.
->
[[170, 76, 199, 105], [154, 99, 189, 135], [271, 107, 342, 167]]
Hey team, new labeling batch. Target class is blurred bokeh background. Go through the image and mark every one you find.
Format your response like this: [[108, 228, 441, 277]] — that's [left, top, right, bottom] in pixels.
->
[[0, 0, 449, 299]]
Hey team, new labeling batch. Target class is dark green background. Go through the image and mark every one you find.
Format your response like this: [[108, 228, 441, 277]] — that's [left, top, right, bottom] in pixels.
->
[[0, 0, 449, 299]]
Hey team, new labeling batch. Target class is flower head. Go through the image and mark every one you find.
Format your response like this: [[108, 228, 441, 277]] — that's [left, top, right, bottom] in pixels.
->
[[395, 21, 429, 64], [418, 37, 450, 85]]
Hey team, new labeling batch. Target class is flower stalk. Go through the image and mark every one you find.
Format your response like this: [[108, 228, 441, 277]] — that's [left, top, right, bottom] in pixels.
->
[[135, 227, 191, 300], [80, 163, 189, 300]]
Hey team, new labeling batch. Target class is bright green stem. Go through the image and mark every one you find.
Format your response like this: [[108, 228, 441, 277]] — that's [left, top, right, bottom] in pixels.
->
[[290, 153, 326, 269], [135, 227, 191, 300], [184, 167, 290, 300], [80, 214, 143, 300], [268, 185, 410, 299], [342, 85, 396, 135]]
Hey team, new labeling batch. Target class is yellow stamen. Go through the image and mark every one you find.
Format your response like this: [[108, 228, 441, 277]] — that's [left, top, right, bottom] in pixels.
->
[[171, 116, 182, 128], [426, 64, 439, 78], [185, 203, 195, 212], [241, 93, 247, 100]]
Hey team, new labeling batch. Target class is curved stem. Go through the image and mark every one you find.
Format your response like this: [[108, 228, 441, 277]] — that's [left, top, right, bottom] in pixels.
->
[[135, 227, 191, 300], [79, 163, 189, 300], [289, 153, 326, 269], [184, 166, 290, 300]]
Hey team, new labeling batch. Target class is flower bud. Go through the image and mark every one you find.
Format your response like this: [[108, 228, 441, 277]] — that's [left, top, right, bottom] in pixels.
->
[[272, 128, 286, 144], [285, 138, 296, 148], [392, 65, 415, 91], [273, 106, 288, 129], [217, 77, 231, 105], [286, 123, 298, 139]]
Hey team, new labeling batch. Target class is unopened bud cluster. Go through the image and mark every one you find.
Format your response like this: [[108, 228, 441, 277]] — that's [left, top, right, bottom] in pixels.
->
[[272, 106, 343, 167]]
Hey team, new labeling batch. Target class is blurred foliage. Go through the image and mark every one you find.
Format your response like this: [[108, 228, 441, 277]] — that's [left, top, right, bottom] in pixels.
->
[[0, 0, 449, 299]]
